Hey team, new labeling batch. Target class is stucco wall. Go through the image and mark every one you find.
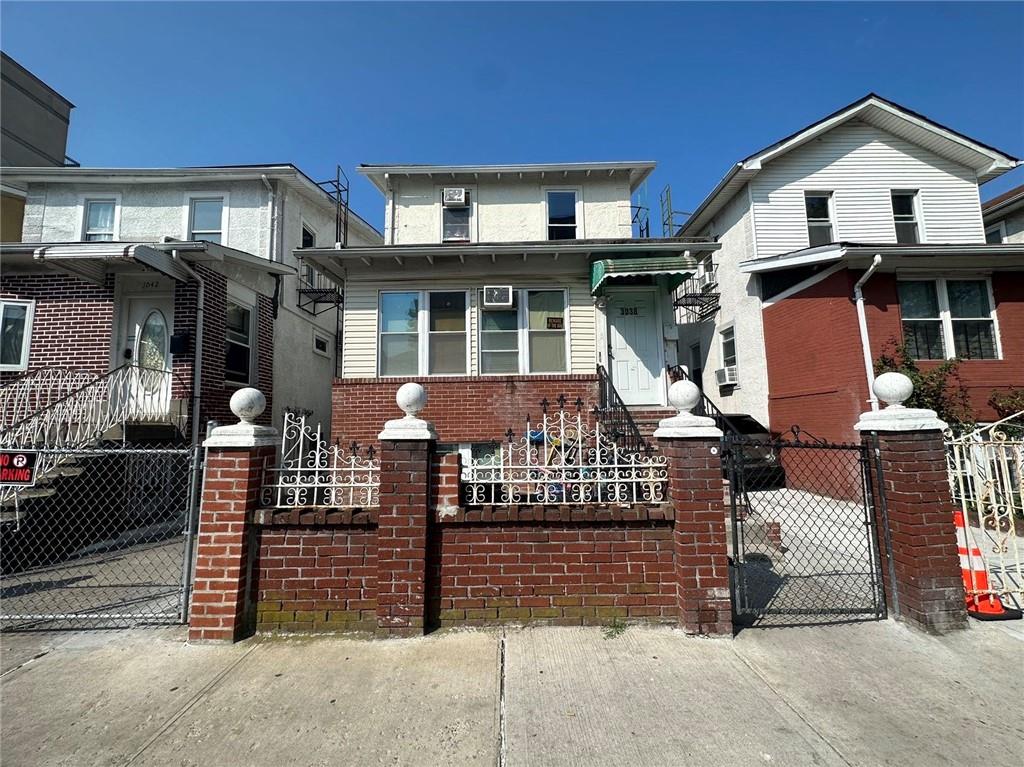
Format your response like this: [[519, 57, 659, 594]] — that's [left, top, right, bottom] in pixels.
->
[[386, 175, 633, 245], [677, 185, 769, 426]]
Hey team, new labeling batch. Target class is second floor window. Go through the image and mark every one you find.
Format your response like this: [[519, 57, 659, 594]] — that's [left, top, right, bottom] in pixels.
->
[[547, 191, 577, 240], [804, 192, 834, 247], [189, 197, 224, 243], [442, 191, 471, 242], [891, 191, 920, 244], [721, 325, 736, 368], [84, 199, 116, 241]]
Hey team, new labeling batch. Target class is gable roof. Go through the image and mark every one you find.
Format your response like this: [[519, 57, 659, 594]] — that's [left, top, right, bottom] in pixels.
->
[[982, 183, 1024, 220], [679, 93, 1020, 236], [358, 161, 656, 194]]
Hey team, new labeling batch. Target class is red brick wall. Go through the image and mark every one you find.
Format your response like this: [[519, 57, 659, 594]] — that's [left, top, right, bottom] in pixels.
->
[[0, 273, 115, 384], [254, 523, 378, 632], [430, 522, 676, 626], [763, 269, 1024, 445], [332, 374, 599, 447]]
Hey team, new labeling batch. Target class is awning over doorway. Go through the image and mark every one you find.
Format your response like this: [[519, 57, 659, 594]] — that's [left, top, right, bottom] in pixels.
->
[[590, 254, 698, 294]]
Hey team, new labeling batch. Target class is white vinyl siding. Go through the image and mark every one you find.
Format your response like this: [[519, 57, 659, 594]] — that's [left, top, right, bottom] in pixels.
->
[[342, 273, 595, 378], [749, 122, 986, 257]]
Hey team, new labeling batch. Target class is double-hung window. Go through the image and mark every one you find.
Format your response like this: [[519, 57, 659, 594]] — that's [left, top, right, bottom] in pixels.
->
[[225, 298, 254, 384], [898, 278, 999, 360], [378, 290, 468, 376], [546, 191, 577, 240], [83, 199, 116, 241], [442, 191, 472, 242], [478, 288, 567, 374], [189, 197, 225, 243], [0, 300, 34, 371], [721, 326, 736, 368], [891, 191, 920, 244], [985, 223, 1005, 244], [804, 192, 834, 247]]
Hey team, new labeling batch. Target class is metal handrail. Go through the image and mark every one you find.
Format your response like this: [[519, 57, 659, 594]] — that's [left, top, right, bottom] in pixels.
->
[[666, 364, 743, 437], [1, 364, 184, 449], [595, 365, 652, 454], [1, 368, 105, 430]]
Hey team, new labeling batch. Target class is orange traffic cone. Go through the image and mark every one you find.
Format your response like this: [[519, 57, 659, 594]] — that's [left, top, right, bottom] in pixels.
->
[[953, 510, 1022, 621]]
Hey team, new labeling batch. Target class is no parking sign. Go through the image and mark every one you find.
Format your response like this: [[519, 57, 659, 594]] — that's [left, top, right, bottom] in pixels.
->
[[0, 450, 38, 487]]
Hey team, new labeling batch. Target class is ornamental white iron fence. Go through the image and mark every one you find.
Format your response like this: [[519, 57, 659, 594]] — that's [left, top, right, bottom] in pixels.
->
[[1, 365, 184, 511], [260, 412, 379, 508], [946, 411, 1024, 608], [462, 401, 667, 506]]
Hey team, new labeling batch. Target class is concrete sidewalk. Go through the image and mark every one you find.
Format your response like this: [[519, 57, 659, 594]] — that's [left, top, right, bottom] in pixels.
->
[[2, 620, 1022, 766]]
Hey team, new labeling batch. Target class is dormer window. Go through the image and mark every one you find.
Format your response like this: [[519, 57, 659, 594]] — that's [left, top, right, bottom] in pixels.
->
[[547, 190, 577, 240], [804, 191, 834, 247], [442, 189, 471, 242], [891, 191, 920, 244]]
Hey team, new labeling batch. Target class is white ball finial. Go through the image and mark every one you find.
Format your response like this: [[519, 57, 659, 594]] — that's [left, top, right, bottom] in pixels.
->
[[395, 382, 427, 418], [873, 372, 913, 409], [229, 387, 266, 424], [667, 380, 702, 415]]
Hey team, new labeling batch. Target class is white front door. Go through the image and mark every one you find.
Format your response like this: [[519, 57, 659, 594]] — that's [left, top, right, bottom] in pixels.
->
[[607, 290, 663, 406], [121, 295, 174, 417]]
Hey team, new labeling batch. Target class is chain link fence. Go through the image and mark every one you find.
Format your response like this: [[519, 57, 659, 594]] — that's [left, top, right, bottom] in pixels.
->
[[0, 443, 199, 630], [725, 436, 886, 628]]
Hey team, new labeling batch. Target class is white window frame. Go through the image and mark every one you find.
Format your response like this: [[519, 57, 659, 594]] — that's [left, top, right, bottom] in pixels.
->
[[312, 329, 332, 359], [803, 190, 835, 247], [437, 185, 477, 244], [0, 299, 35, 372], [183, 191, 230, 246], [225, 282, 257, 386], [543, 187, 583, 241], [719, 323, 737, 369], [890, 189, 926, 244], [377, 289, 472, 377], [477, 287, 571, 376], [985, 222, 1006, 244], [78, 193, 121, 241], [896, 275, 1002, 361]]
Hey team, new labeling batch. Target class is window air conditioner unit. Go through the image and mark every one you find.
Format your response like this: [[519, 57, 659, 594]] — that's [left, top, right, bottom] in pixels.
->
[[483, 286, 513, 308], [716, 366, 739, 386], [443, 187, 468, 207], [696, 271, 713, 289]]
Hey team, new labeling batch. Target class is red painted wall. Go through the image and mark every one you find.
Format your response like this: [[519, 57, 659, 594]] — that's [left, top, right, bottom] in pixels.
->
[[332, 374, 599, 447], [763, 269, 1024, 445]]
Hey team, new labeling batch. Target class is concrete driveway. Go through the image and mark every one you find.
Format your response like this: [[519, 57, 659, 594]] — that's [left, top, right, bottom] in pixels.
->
[[2, 620, 1022, 766]]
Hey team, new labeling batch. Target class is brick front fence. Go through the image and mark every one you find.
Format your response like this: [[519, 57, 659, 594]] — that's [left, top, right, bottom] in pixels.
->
[[190, 375, 969, 642]]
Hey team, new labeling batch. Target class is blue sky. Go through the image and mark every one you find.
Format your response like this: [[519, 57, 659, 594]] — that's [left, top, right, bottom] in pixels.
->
[[3, 2, 1022, 231]]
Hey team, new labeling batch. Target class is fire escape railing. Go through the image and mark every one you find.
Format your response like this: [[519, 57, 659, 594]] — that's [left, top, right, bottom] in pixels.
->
[[673, 262, 720, 323], [595, 365, 652, 455]]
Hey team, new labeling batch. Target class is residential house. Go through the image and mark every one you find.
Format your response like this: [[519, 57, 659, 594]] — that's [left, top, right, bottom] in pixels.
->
[[1, 51, 76, 241], [675, 94, 1023, 444], [298, 162, 719, 451], [983, 183, 1024, 244], [0, 164, 381, 443]]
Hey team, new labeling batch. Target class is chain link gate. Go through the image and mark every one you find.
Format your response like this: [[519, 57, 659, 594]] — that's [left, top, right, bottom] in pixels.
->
[[723, 431, 887, 627], [0, 443, 201, 630]]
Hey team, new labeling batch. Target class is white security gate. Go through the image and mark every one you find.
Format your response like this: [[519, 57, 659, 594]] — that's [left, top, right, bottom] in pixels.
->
[[947, 413, 1024, 610]]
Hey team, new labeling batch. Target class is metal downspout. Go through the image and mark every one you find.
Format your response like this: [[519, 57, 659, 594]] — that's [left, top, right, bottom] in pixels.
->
[[854, 254, 883, 411], [261, 175, 277, 263]]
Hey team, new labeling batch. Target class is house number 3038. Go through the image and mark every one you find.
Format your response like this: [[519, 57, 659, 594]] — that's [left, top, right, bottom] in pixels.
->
[[619, 306, 639, 316]]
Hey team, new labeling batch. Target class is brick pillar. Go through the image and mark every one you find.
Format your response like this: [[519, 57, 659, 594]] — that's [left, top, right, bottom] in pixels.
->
[[375, 383, 438, 636], [856, 373, 966, 634], [188, 390, 277, 643], [656, 382, 732, 636]]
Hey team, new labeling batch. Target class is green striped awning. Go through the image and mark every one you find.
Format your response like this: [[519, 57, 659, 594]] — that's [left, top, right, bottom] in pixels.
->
[[590, 255, 697, 294]]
